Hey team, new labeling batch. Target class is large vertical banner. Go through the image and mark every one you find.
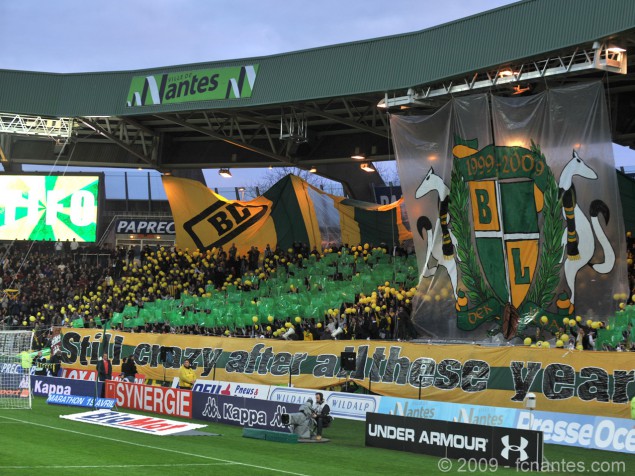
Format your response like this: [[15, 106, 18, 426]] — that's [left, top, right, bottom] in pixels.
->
[[393, 82, 627, 340]]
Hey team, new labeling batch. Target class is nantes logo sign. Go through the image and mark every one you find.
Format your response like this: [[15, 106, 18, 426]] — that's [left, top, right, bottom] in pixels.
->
[[126, 64, 259, 107]]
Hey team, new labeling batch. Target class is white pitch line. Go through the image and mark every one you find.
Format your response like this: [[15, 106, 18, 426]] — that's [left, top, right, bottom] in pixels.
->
[[3, 463, 235, 469], [0, 415, 311, 476]]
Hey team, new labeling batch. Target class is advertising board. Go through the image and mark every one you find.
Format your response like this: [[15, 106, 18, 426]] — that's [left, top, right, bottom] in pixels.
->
[[106, 381, 192, 418]]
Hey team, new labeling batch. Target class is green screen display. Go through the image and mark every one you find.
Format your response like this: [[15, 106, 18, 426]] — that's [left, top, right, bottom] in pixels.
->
[[0, 175, 99, 242]]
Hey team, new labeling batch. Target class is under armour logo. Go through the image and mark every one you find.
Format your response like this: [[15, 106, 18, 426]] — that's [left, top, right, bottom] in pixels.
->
[[501, 435, 529, 461]]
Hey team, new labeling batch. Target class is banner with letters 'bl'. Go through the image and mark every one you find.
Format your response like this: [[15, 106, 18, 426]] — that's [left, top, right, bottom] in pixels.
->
[[393, 82, 627, 340]]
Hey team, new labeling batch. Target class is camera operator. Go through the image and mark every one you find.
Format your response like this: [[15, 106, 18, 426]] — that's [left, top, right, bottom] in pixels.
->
[[282, 398, 314, 438], [312, 392, 332, 440]]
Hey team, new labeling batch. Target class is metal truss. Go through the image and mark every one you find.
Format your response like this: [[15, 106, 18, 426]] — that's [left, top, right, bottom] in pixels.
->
[[157, 112, 293, 165], [0, 113, 74, 138], [2, 95, 388, 168], [77, 116, 157, 165], [378, 43, 628, 108], [155, 96, 389, 165]]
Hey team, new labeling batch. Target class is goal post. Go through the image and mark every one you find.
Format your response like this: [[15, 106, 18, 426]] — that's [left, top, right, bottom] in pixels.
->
[[0, 330, 34, 409]]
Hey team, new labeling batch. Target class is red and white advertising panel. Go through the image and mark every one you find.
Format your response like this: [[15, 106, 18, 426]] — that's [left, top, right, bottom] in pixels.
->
[[61, 369, 145, 384], [60, 410, 205, 435], [106, 381, 192, 419]]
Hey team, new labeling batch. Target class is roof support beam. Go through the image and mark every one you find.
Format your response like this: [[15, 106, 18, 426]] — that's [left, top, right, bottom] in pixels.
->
[[295, 104, 389, 138], [77, 117, 153, 165], [156, 113, 292, 164]]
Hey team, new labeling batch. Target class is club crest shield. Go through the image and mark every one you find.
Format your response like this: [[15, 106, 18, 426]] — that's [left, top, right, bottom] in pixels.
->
[[449, 139, 563, 338]]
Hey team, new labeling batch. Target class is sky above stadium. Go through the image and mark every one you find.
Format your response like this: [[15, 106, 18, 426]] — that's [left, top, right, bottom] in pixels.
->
[[2, 0, 634, 190]]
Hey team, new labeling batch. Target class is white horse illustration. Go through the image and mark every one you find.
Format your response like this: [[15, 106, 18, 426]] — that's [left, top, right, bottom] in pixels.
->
[[559, 150, 615, 308], [415, 168, 459, 299]]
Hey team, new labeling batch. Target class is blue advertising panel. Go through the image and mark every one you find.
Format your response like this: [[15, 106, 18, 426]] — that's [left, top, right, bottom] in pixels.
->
[[376, 395, 635, 454], [47, 394, 116, 409], [515, 410, 635, 454], [192, 392, 300, 432], [31, 375, 102, 398], [377, 396, 518, 427]]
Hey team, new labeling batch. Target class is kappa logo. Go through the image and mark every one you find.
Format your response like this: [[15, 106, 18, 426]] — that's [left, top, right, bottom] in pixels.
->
[[500, 435, 529, 462], [269, 404, 292, 428], [183, 201, 268, 251], [202, 397, 221, 419]]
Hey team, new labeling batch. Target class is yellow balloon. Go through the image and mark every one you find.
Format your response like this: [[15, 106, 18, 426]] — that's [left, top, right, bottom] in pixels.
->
[[252, 316, 258, 323], [523, 337, 532, 346], [556, 340, 563, 348], [317, 323, 322, 328], [295, 316, 301, 323], [540, 316, 548, 324], [268, 315, 274, 322]]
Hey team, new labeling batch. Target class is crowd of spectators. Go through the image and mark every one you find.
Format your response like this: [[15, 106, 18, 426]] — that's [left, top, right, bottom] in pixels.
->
[[0, 239, 417, 348], [3, 231, 635, 351]]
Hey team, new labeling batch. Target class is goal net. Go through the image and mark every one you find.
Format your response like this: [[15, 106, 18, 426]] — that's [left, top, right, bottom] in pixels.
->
[[0, 330, 34, 409]]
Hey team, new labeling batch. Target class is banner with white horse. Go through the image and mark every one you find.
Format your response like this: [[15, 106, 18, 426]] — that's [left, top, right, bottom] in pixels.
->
[[392, 82, 628, 340]]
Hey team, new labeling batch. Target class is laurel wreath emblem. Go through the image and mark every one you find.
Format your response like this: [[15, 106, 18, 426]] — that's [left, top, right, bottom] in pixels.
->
[[449, 142, 563, 334]]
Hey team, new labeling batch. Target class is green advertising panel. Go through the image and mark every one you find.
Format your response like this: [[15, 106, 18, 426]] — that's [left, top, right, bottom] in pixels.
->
[[126, 64, 259, 107], [0, 175, 99, 242]]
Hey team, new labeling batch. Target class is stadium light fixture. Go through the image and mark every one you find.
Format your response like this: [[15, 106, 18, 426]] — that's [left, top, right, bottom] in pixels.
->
[[351, 147, 365, 160], [378, 44, 627, 108], [360, 163, 375, 173], [219, 168, 232, 178]]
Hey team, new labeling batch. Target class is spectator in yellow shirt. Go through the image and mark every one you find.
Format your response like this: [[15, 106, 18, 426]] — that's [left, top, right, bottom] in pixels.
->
[[178, 359, 196, 389]]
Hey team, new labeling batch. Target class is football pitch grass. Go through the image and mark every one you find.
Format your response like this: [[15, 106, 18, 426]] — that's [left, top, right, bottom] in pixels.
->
[[0, 398, 632, 476]]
